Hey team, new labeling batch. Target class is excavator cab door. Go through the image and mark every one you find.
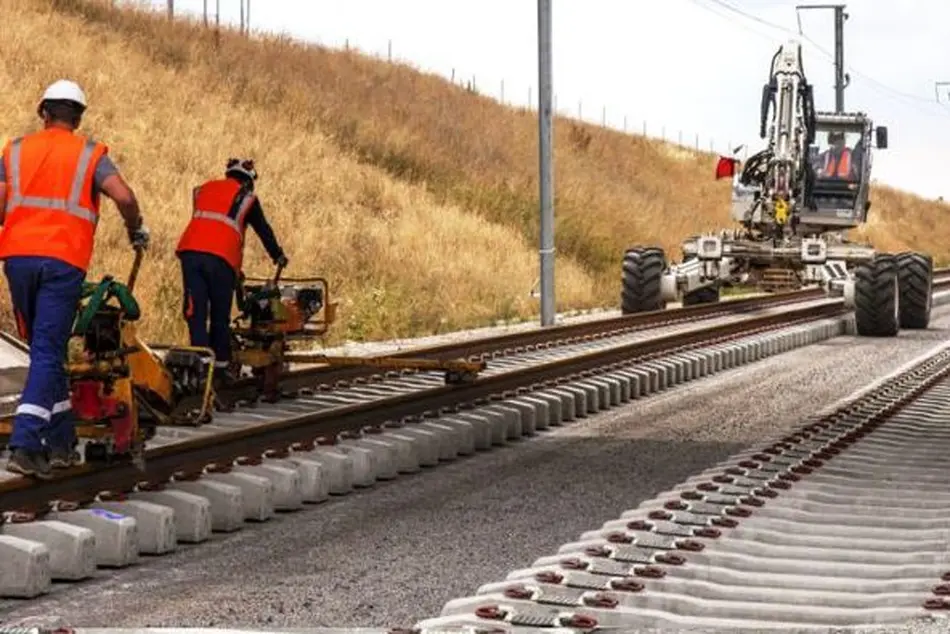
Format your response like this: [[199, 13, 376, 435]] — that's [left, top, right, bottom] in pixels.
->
[[802, 116, 873, 229]]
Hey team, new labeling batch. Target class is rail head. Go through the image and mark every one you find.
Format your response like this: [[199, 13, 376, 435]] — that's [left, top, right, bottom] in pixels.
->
[[0, 301, 847, 515]]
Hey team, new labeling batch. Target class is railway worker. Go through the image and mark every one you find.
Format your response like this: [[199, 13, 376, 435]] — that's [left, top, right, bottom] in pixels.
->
[[818, 131, 855, 180], [0, 79, 149, 479], [175, 158, 288, 403]]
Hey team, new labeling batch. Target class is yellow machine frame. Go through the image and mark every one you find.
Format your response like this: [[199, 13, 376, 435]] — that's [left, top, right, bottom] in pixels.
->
[[0, 249, 217, 466]]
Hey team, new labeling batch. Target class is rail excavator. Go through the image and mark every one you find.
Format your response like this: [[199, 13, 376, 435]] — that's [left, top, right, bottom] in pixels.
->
[[620, 39, 934, 337], [0, 250, 485, 469]]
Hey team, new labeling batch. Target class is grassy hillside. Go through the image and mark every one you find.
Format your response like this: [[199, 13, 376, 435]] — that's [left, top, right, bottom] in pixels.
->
[[0, 0, 945, 346]]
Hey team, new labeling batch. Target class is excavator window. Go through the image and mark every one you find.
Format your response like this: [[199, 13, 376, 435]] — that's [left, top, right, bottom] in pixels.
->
[[810, 129, 863, 181], [808, 128, 865, 213]]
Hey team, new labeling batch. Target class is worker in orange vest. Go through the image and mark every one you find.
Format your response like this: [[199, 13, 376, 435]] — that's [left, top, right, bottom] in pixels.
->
[[820, 131, 854, 179], [0, 80, 149, 479], [175, 158, 287, 403]]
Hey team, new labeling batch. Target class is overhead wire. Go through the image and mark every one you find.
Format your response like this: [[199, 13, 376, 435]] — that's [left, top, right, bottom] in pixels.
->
[[690, 0, 950, 118]]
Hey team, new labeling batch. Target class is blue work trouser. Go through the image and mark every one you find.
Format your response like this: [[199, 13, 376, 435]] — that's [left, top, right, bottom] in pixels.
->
[[179, 251, 236, 369], [4, 256, 85, 452]]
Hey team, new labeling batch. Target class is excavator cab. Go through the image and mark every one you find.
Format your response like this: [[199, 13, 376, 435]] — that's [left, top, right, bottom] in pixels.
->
[[801, 112, 884, 232]]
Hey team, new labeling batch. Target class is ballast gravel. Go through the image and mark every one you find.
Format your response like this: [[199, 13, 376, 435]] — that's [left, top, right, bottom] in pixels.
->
[[2, 306, 950, 630]]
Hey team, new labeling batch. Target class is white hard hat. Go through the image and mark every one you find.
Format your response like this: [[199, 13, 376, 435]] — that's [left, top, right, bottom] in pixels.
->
[[39, 80, 87, 109]]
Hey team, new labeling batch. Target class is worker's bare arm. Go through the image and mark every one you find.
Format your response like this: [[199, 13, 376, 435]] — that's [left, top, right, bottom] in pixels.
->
[[99, 173, 143, 231]]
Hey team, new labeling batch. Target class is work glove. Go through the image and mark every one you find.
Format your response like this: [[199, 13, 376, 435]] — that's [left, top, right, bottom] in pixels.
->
[[127, 218, 150, 250], [130, 225, 150, 250], [274, 253, 289, 268]]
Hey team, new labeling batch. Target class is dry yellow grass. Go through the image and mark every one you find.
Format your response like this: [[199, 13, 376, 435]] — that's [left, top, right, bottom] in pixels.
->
[[0, 0, 598, 344], [0, 0, 946, 346]]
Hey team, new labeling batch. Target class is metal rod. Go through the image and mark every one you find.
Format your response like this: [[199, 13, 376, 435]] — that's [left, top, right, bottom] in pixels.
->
[[833, 5, 846, 112], [795, 3, 848, 113], [537, 0, 555, 327]]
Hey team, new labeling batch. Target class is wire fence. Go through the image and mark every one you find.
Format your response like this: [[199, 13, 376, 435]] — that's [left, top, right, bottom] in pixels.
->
[[343, 37, 752, 160], [137, 0, 751, 159]]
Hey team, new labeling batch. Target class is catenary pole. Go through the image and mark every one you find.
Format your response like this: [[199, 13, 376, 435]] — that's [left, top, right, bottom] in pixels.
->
[[537, 0, 555, 326]]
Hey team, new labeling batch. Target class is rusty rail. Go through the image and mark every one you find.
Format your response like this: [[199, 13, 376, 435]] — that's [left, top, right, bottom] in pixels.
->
[[0, 301, 848, 514], [0, 287, 829, 415]]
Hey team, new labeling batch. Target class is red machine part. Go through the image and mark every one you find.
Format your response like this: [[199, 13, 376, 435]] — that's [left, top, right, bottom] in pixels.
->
[[70, 380, 134, 455]]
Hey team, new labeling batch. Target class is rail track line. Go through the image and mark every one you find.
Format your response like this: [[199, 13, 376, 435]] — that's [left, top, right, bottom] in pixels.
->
[[0, 287, 827, 418], [0, 289, 860, 464], [417, 334, 950, 632], [0, 281, 949, 603]]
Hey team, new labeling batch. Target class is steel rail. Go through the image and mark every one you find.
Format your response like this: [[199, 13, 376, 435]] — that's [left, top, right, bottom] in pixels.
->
[[0, 287, 829, 416], [0, 301, 847, 514], [227, 289, 830, 395], [3, 273, 949, 402], [196, 271, 950, 394]]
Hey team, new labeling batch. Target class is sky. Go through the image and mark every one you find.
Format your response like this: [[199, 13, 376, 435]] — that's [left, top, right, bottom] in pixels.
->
[[144, 0, 950, 200]]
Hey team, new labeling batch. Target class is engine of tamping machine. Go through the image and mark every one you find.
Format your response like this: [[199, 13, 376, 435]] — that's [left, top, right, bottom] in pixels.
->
[[231, 274, 335, 403], [67, 284, 140, 465], [68, 270, 216, 466]]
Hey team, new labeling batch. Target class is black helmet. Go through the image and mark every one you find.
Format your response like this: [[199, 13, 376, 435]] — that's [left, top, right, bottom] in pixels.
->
[[225, 158, 258, 181]]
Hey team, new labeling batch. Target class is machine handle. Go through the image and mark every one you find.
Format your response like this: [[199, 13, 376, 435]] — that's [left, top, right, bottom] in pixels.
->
[[273, 262, 285, 287], [128, 246, 145, 293]]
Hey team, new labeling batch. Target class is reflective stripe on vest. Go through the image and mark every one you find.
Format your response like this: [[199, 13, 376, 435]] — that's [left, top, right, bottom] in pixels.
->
[[176, 179, 257, 272], [191, 189, 256, 238], [7, 137, 100, 226]]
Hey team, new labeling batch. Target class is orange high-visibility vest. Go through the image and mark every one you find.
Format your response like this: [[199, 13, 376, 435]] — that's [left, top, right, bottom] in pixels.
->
[[823, 148, 852, 178], [0, 128, 108, 272], [176, 178, 257, 273]]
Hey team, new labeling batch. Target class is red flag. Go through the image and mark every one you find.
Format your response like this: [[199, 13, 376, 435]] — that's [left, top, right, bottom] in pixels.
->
[[715, 156, 738, 180]]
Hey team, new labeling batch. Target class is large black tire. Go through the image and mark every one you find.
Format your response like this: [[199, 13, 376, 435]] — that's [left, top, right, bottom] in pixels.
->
[[621, 247, 666, 314], [896, 251, 932, 329], [854, 253, 900, 337], [682, 285, 721, 306]]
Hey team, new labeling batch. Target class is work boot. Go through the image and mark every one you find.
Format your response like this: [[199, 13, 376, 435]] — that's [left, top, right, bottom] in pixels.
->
[[5, 448, 53, 480], [49, 446, 82, 469], [213, 369, 237, 413]]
